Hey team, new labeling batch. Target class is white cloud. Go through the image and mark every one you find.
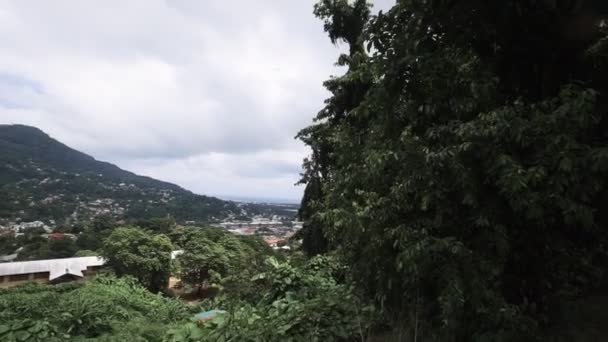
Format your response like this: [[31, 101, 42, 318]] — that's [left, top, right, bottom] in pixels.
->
[[118, 147, 306, 200], [0, 0, 394, 201]]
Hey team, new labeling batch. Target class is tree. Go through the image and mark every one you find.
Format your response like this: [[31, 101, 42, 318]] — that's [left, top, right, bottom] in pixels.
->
[[92, 214, 115, 234], [74, 215, 116, 252], [298, 0, 608, 339], [75, 227, 103, 251], [100, 227, 173, 292], [48, 237, 78, 259], [298, 176, 328, 255], [238, 234, 275, 262], [0, 233, 17, 255], [14, 228, 54, 261], [134, 217, 176, 234], [175, 228, 272, 298], [297, 0, 372, 256], [166, 256, 377, 341], [177, 234, 230, 292], [15, 235, 49, 261], [74, 249, 98, 257]]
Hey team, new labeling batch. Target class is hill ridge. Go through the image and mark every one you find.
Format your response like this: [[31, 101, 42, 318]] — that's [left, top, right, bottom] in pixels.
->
[[0, 124, 184, 192], [0, 124, 240, 224]]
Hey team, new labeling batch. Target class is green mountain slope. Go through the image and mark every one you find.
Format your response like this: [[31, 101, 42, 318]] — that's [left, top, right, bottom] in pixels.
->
[[0, 125, 181, 189], [0, 124, 281, 224]]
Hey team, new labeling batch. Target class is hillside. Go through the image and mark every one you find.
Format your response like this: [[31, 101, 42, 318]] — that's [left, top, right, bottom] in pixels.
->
[[0, 124, 293, 224], [0, 125, 183, 190]]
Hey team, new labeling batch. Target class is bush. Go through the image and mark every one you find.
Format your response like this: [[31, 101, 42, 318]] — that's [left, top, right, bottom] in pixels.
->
[[0, 274, 192, 340], [167, 256, 377, 341]]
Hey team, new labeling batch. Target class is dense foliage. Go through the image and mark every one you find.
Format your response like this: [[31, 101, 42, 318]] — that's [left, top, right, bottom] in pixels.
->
[[0, 275, 191, 341], [0, 227, 79, 261], [100, 227, 174, 292], [4, 1, 608, 341], [169, 226, 276, 301], [298, 0, 608, 340], [1, 240, 374, 341], [167, 255, 377, 342]]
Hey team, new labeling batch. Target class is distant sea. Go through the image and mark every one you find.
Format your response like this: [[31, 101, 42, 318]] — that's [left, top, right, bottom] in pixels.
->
[[214, 195, 300, 205]]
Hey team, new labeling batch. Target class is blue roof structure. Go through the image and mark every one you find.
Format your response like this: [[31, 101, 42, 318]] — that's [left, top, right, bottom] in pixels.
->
[[194, 310, 226, 321]]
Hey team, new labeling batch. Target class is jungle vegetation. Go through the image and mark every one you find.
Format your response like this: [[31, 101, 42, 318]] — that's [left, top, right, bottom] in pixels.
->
[[4, 0, 608, 341]]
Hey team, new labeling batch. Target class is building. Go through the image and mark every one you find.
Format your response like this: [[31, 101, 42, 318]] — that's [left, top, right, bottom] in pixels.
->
[[0, 256, 105, 288], [263, 236, 283, 247], [44, 233, 77, 240], [220, 219, 283, 230], [8, 221, 52, 233]]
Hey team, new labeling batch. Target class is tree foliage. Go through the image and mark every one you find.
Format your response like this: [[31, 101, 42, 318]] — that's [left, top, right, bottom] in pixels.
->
[[178, 234, 230, 290], [298, 0, 373, 256], [176, 227, 276, 301], [100, 227, 173, 292], [12, 230, 78, 261], [0, 275, 191, 341], [167, 256, 377, 342], [298, 0, 608, 340]]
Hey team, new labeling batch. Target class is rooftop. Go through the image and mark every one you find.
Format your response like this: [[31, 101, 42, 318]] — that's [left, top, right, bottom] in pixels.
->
[[0, 256, 105, 281]]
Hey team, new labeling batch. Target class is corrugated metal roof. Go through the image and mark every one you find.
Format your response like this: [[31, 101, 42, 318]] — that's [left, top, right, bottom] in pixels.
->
[[0, 256, 105, 281]]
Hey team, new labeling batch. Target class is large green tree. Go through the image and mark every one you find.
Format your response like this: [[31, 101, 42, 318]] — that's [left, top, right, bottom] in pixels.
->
[[175, 228, 275, 300], [100, 227, 173, 292], [177, 234, 230, 292], [297, 0, 373, 256], [13, 228, 79, 261], [300, 0, 608, 340], [48, 237, 78, 259]]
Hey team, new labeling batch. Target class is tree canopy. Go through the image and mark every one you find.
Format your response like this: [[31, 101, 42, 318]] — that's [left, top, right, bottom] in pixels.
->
[[175, 227, 276, 300], [298, 0, 608, 340], [3, 1, 608, 341], [100, 227, 173, 292]]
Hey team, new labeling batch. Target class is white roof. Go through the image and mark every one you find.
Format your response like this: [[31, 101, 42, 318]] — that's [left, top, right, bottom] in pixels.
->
[[171, 250, 183, 259], [0, 256, 105, 281]]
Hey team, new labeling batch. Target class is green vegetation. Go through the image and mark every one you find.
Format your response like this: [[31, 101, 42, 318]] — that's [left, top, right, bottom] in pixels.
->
[[0, 216, 115, 261], [0, 125, 297, 224], [0, 275, 192, 341], [8, 228, 78, 261], [0, 231, 372, 341], [297, 0, 608, 340], [3, 0, 608, 341], [173, 227, 277, 301], [100, 227, 174, 292], [178, 231, 243, 293], [167, 256, 376, 342]]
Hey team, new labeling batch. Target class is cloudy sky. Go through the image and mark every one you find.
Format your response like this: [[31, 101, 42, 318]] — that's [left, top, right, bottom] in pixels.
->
[[0, 0, 393, 203]]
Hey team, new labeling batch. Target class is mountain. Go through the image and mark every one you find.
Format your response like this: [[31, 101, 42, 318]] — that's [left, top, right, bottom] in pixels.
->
[[0, 125, 180, 190], [0, 124, 294, 224]]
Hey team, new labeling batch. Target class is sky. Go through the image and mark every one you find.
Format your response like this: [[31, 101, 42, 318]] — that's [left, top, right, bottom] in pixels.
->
[[0, 0, 394, 203]]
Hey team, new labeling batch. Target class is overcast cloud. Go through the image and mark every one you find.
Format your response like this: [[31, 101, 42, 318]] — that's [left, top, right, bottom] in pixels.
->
[[0, 0, 393, 202]]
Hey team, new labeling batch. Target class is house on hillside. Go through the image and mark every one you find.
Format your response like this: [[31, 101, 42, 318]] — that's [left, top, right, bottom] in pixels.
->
[[0, 256, 105, 288], [263, 236, 282, 248], [44, 232, 77, 240]]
